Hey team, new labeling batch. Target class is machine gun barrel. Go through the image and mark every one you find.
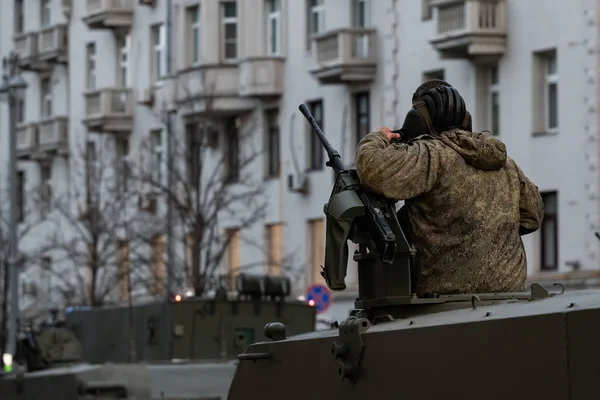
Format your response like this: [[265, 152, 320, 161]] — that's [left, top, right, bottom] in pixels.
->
[[298, 104, 345, 173]]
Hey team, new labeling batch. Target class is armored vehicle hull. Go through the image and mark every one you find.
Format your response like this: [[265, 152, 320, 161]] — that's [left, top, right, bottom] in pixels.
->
[[229, 289, 600, 400], [0, 360, 238, 399]]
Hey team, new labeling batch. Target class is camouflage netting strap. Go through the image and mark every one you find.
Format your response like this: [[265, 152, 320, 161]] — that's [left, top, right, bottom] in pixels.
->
[[323, 206, 354, 291]]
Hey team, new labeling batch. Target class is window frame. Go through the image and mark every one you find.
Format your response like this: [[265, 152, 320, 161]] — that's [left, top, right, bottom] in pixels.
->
[[544, 54, 558, 133], [14, 0, 24, 34], [266, 0, 282, 55], [221, 2, 238, 62], [224, 117, 240, 183], [540, 191, 558, 271], [151, 129, 164, 185], [41, 0, 51, 28], [151, 24, 166, 82], [117, 34, 131, 88], [86, 43, 96, 90], [352, 0, 370, 28], [307, 100, 324, 171], [265, 108, 281, 178], [188, 5, 201, 65], [354, 91, 370, 146], [489, 66, 500, 136], [40, 77, 52, 118]]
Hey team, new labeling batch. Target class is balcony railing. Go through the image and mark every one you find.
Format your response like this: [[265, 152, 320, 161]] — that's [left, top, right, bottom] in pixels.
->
[[238, 57, 285, 97], [84, 88, 134, 133], [310, 28, 378, 84], [430, 0, 507, 62], [13, 33, 47, 71], [38, 24, 68, 63], [16, 123, 39, 159], [38, 117, 69, 155], [84, 0, 134, 29]]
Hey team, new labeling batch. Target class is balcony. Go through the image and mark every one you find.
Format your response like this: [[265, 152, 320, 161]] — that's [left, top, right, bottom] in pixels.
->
[[37, 117, 69, 158], [83, 88, 134, 133], [16, 123, 39, 160], [177, 64, 256, 117], [83, 0, 134, 30], [430, 0, 507, 63], [38, 24, 69, 64], [13, 33, 48, 72], [310, 28, 378, 85], [238, 57, 285, 97]]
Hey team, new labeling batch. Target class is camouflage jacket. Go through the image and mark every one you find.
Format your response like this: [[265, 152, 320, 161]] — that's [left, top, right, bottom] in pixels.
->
[[355, 129, 544, 295]]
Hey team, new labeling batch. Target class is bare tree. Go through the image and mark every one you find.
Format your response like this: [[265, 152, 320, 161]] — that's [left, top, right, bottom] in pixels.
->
[[37, 136, 146, 307], [130, 79, 298, 297]]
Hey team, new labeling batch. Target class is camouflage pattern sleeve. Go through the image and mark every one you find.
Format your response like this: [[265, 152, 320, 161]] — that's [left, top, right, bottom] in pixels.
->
[[514, 162, 544, 235], [355, 131, 445, 200]]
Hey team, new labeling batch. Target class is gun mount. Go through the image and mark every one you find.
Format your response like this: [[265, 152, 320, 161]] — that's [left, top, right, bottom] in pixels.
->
[[298, 103, 558, 322]]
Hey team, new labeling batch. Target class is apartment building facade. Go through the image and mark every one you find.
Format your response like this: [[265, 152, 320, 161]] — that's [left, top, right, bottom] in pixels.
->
[[0, 0, 597, 324]]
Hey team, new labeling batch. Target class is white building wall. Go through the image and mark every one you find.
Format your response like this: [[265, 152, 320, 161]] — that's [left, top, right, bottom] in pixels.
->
[[0, 0, 596, 324]]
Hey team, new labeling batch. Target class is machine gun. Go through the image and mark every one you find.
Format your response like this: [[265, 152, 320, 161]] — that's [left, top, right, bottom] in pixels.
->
[[298, 104, 417, 313]]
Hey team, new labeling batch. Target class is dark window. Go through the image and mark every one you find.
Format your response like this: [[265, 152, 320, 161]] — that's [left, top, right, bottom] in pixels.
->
[[307, 100, 324, 171], [187, 123, 201, 188], [355, 92, 370, 146], [14, 0, 24, 34], [265, 109, 280, 178], [224, 118, 239, 182], [422, 69, 445, 82], [540, 191, 558, 271], [16, 170, 25, 222]]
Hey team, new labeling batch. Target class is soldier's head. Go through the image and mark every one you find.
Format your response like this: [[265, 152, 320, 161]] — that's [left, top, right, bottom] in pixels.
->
[[407, 80, 472, 136]]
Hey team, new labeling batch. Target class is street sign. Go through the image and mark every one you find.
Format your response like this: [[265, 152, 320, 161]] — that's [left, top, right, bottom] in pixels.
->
[[306, 284, 332, 314]]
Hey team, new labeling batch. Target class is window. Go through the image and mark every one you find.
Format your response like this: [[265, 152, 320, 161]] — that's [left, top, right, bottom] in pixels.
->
[[307, 0, 325, 49], [150, 235, 165, 296], [186, 124, 201, 188], [117, 240, 130, 302], [266, 0, 281, 55], [221, 2, 238, 61], [225, 228, 240, 289], [41, 257, 52, 303], [422, 0, 433, 20], [533, 49, 558, 135], [40, 77, 52, 118], [14, 0, 24, 34], [540, 192, 558, 271], [265, 223, 283, 275], [41, 0, 51, 28], [489, 66, 500, 136], [423, 69, 445, 82], [40, 165, 52, 216], [116, 138, 129, 193], [307, 100, 324, 171], [151, 129, 164, 184], [309, 0, 325, 34], [17, 97, 25, 124], [17, 170, 25, 223], [117, 34, 131, 87], [307, 218, 324, 285], [86, 43, 96, 90], [545, 52, 558, 132], [224, 117, 240, 182], [187, 6, 201, 65], [265, 109, 280, 177], [353, 0, 369, 27], [151, 24, 166, 81], [354, 92, 370, 146]]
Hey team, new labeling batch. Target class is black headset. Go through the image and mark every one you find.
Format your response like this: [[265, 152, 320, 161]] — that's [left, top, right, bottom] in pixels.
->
[[394, 85, 472, 140]]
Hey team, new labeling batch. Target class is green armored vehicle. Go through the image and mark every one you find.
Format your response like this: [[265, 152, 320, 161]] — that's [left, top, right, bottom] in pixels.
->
[[0, 273, 316, 399], [227, 105, 600, 400]]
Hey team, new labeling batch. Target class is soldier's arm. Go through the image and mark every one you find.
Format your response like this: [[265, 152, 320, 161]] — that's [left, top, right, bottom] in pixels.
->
[[355, 131, 445, 200], [516, 164, 544, 235]]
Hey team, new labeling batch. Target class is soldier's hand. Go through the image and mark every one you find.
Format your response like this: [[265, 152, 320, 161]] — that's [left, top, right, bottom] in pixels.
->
[[379, 127, 401, 141]]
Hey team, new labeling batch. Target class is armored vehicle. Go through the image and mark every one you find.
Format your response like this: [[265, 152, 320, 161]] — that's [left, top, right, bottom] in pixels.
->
[[227, 105, 600, 400], [0, 273, 316, 399], [65, 274, 316, 363]]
